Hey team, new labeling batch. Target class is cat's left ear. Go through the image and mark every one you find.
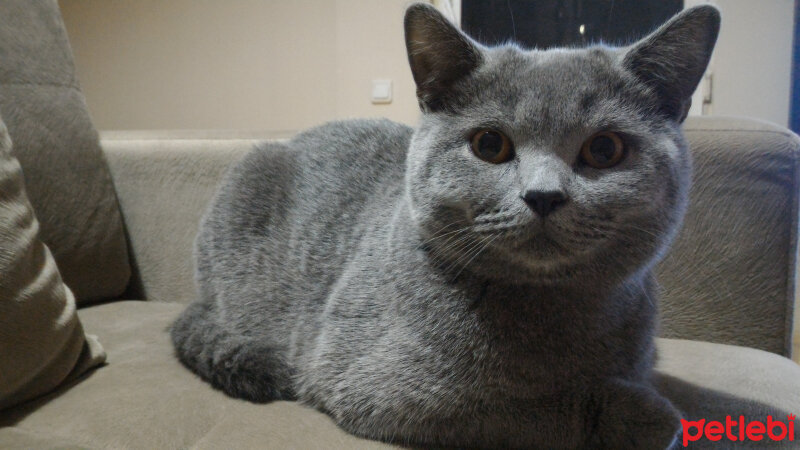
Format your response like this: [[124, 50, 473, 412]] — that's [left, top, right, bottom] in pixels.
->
[[623, 5, 720, 122], [405, 3, 483, 112]]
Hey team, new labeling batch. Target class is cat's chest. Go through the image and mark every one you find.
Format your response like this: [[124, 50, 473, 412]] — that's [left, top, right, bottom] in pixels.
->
[[314, 223, 638, 394], [381, 281, 612, 387]]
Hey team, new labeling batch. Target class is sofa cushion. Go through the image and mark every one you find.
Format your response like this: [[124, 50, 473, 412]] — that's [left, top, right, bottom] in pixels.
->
[[1, 300, 797, 448], [0, 301, 390, 449], [655, 340, 800, 448], [0, 116, 105, 410], [0, 0, 130, 303]]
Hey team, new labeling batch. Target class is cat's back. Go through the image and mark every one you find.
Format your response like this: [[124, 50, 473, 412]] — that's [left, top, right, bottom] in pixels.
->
[[195, 119, 413, 312], [289, 118, 414, 208], [218, 117, 411, 228]]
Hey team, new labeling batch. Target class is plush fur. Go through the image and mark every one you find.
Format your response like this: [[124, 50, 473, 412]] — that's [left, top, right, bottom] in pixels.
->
[[172, 4, 719, 448]]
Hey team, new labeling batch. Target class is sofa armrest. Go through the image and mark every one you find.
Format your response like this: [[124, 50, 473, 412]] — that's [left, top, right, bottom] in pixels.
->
[[102, 135, 259, 304], [657, 116, 800, 357]]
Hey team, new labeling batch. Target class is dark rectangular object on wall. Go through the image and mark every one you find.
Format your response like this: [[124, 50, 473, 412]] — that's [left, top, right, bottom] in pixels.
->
[[461, 0, 683, 49]]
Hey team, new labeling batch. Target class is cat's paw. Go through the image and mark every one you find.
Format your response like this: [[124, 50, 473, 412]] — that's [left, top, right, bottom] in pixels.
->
[[587, 378, 681, 450], [209, 341, 296, 403]]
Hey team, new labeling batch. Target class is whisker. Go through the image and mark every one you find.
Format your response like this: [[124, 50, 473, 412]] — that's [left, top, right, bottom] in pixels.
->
[[439, 235, 488, 274], [417, 223, 472, 249], [427, 230, 474, 262], [474, 220, 525, 234], [451, 234, 499, 281], [442, 232, 497, 275], [604, 222, 660, 240], [438, 234, 482, 265]]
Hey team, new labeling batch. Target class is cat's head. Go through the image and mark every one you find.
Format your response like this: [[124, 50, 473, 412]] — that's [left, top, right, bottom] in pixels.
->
[[403, 4, 719, 287]]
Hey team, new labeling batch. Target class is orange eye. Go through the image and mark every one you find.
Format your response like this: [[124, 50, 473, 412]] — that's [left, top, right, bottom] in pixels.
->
[[581, 131, 625, 169], [471, 130, 513, 164]]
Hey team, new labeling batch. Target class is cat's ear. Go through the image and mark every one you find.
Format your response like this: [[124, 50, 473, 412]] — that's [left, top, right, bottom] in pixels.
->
[[405, 3, 483, 112], [622, 5, 720, 122]]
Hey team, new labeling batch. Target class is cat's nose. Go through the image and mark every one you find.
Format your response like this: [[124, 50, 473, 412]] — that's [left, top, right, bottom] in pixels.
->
[[521, 190, 568, 217]]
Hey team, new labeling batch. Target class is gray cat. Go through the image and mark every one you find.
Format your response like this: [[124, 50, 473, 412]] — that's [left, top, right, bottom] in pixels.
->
[[171, 4, 719, 448]]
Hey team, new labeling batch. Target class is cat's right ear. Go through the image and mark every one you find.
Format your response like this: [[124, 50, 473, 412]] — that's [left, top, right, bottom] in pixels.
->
[[404, 3, 483, 112]]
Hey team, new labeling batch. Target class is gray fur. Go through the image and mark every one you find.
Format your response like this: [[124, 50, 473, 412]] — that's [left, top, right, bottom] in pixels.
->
[[172, 4, 719, 448]]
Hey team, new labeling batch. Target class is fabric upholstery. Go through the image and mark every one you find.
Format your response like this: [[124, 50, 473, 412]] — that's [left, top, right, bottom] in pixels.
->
[[655, 341, 800, 448], [0, 0, 129, 302], [656, 339, 800, 417], [0, 301, 393, 450], [657, 116, 800, 356], [0, 300, 796, 448], [0, 116, 105, 411], [103, 137, 257, 303]]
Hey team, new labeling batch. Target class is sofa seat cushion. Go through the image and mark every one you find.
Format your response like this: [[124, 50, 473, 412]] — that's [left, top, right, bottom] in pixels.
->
[[1, 301, 798, 449], [0, 301, 390, 449], [655, 338, 800, 417]]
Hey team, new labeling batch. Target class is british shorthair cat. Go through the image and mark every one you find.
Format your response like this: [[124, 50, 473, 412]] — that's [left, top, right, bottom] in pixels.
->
[[172, 4, 719, 448]]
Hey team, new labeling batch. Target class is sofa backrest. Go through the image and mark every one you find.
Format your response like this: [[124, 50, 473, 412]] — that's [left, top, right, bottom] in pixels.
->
[[657, 116, 799, 356], [102, 134, 258, 306], [101, 118, 799, 357]]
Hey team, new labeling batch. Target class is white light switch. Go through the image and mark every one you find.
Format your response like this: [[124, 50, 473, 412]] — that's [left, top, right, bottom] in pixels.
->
[[371, 79, 392, 104]]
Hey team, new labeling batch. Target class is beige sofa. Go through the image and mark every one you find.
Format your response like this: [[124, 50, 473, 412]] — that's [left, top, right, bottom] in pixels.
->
[[1, 118, 800, 448]]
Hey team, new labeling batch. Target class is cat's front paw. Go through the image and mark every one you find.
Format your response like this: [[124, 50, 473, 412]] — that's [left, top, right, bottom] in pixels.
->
[[209, 341, 296, 402], [587, 378, 681, 450]]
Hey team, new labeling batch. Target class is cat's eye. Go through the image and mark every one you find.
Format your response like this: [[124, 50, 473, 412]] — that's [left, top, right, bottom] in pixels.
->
[[581, 132, 625, 169], [471, 130, 513, 164]]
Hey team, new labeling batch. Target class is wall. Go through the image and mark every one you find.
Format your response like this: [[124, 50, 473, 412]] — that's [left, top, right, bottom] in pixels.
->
[[685, 0, 795, 127], [333, 1, 420, 124], [59, 0, 420, 133], [62, 1, 796, 132]]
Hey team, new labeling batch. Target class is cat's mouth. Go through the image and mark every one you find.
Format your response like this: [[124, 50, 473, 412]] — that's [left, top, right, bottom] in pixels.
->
[[419, 205, 613, 282], [419, 211, 604, 283], [471, 209, 601, 261]]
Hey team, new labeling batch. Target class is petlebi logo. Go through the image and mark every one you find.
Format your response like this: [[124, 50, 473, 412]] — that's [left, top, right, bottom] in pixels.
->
[[681, 414, 796, 447]]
